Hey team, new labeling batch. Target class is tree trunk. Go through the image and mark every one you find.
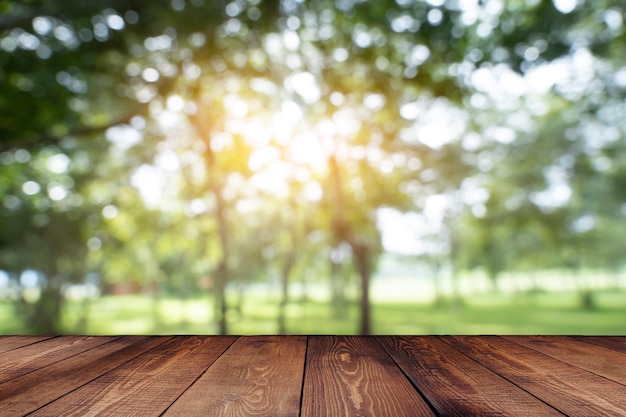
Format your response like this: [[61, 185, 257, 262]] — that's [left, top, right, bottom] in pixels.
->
[[329, 256, 347, 319], [351, 243, 372, 335], [214, 259, 228, 335], [447, 222, 463, 314], [21, 270, 64, 334], [327, 155, 373, 335], [192, 105, 231, 335], [430, 262, 446, 308], [277, 251, 295, 334]]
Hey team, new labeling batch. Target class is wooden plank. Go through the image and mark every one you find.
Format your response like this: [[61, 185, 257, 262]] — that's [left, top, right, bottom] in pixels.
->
[[301, 336, 436, 417], [0, 336, 56, 354], [29, 336, 236, 416], [571, 336, 625, 353], [381, 336, 564, 417], [0, 336, 118, 384], [0, 336, 169, 416], [446, 336, 626, 417], [163, 335, 306, 417], [504, 335, 626, 385]]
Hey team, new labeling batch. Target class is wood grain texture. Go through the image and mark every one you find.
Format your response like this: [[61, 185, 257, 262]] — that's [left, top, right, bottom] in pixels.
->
[[163, 335, 306, 417], [572, 336, 625, 353], [0, 336, 169, 416], [447, 336, 626, 417], [381, 336, 564, 417], [0, 335, 622, 416], [29, 336, 236, 417], [0, 336, 118, 384], [504, 335, 626, 384], [301, 336, 436, 417], [0, 335, 56, 354]]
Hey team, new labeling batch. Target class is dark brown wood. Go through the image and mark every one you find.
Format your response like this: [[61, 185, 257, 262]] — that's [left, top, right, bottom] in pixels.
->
[[504, 335, 626, 384], [302, 336, 435, 417], [0, 336, 118, 384], [447, 336, 626, 417], [29, 336, 237, 416], [381, 336, 564, 416], [0, 336, 169, 416], [163, 335, 306, 416], [0, 335, 56, 354], [0, 335, 622, 416], [571, 335, 625, 353]]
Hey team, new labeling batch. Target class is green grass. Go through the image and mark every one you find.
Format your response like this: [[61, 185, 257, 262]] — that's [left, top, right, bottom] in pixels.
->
[[2, 287, 624, 335]]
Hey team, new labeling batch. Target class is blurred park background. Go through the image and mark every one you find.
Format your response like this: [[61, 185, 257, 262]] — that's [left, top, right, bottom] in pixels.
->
[[1, 0, 625, 335]]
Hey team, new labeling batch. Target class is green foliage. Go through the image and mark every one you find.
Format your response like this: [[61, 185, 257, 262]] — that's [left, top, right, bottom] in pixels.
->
[[0, 0, 624, 333]]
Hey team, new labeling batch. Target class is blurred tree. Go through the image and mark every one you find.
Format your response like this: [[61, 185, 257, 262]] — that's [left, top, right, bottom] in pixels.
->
[[1, 0, 624, 334]]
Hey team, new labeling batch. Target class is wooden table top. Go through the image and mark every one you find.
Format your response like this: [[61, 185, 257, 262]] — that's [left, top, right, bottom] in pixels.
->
[[0, 335, 624, 416]]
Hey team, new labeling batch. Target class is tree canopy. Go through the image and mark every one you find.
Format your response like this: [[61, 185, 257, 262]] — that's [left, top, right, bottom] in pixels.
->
[[1, 0, 625, 333]]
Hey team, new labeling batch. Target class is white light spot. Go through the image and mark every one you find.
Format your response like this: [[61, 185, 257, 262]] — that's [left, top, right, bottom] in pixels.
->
[[289, 132, 326, 167], [406, 44, 430, 67], [364, 93, 385, 111], [224, 95, 248, 117], [0, 271, 9, 287], [142, 68, 160, 82], [22, 181, 41, 195], [186, 198, 207, 216], [18, 32, 40, 50], [20, 270, 39, 287], [131, 165, 165, 209], [553, 0, 577, 14], [250, 78, 277, 95], [283, 30, 300, 50], [32, 17, 53, 35], [614, 67, 626, 88], [353, 30, 372, 48], [166, 95, 185, 112], [281, 100, 303, 123], [376, 208, 425, 255], [400, 102, 420, 120], [330, 92, 344, 106], [427, 9, 443, 26], [87, 237, 102, 250], [102, 204, 118, 219], [106, 125, 143, 149], [248, 147, 280, 172], [487, 126, 516, 144], [47, 153, 71, 174], [288, 72, 321, 104], [48, 183, 68, 201], [53, 25, 74, 43], [303, 181, 323, 202], [155, 149, 180, 172], [333, 48, 349, 62], [380, 159, 394, 174], [106, 14, 125, 30], [286, 16, 301, 31], [571, 214, 595, 233], [604, 9, 623, 30]]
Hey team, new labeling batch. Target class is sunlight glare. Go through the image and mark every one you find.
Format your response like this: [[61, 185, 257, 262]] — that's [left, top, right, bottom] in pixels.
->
[[155, 149, 180, 172], [131, 164, 165, 209], [244, 117, 271, 148], [376, 208, 426, 255], [106, 125, 142, 149], [250, 169, 289, 197], [286, 72, 321, 104], [302, 181, 323, 202], [289, 132, 327, 168], [248, 147, 281, 172], [166, 94, 185, 112], [553, 0, 577, 14]]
